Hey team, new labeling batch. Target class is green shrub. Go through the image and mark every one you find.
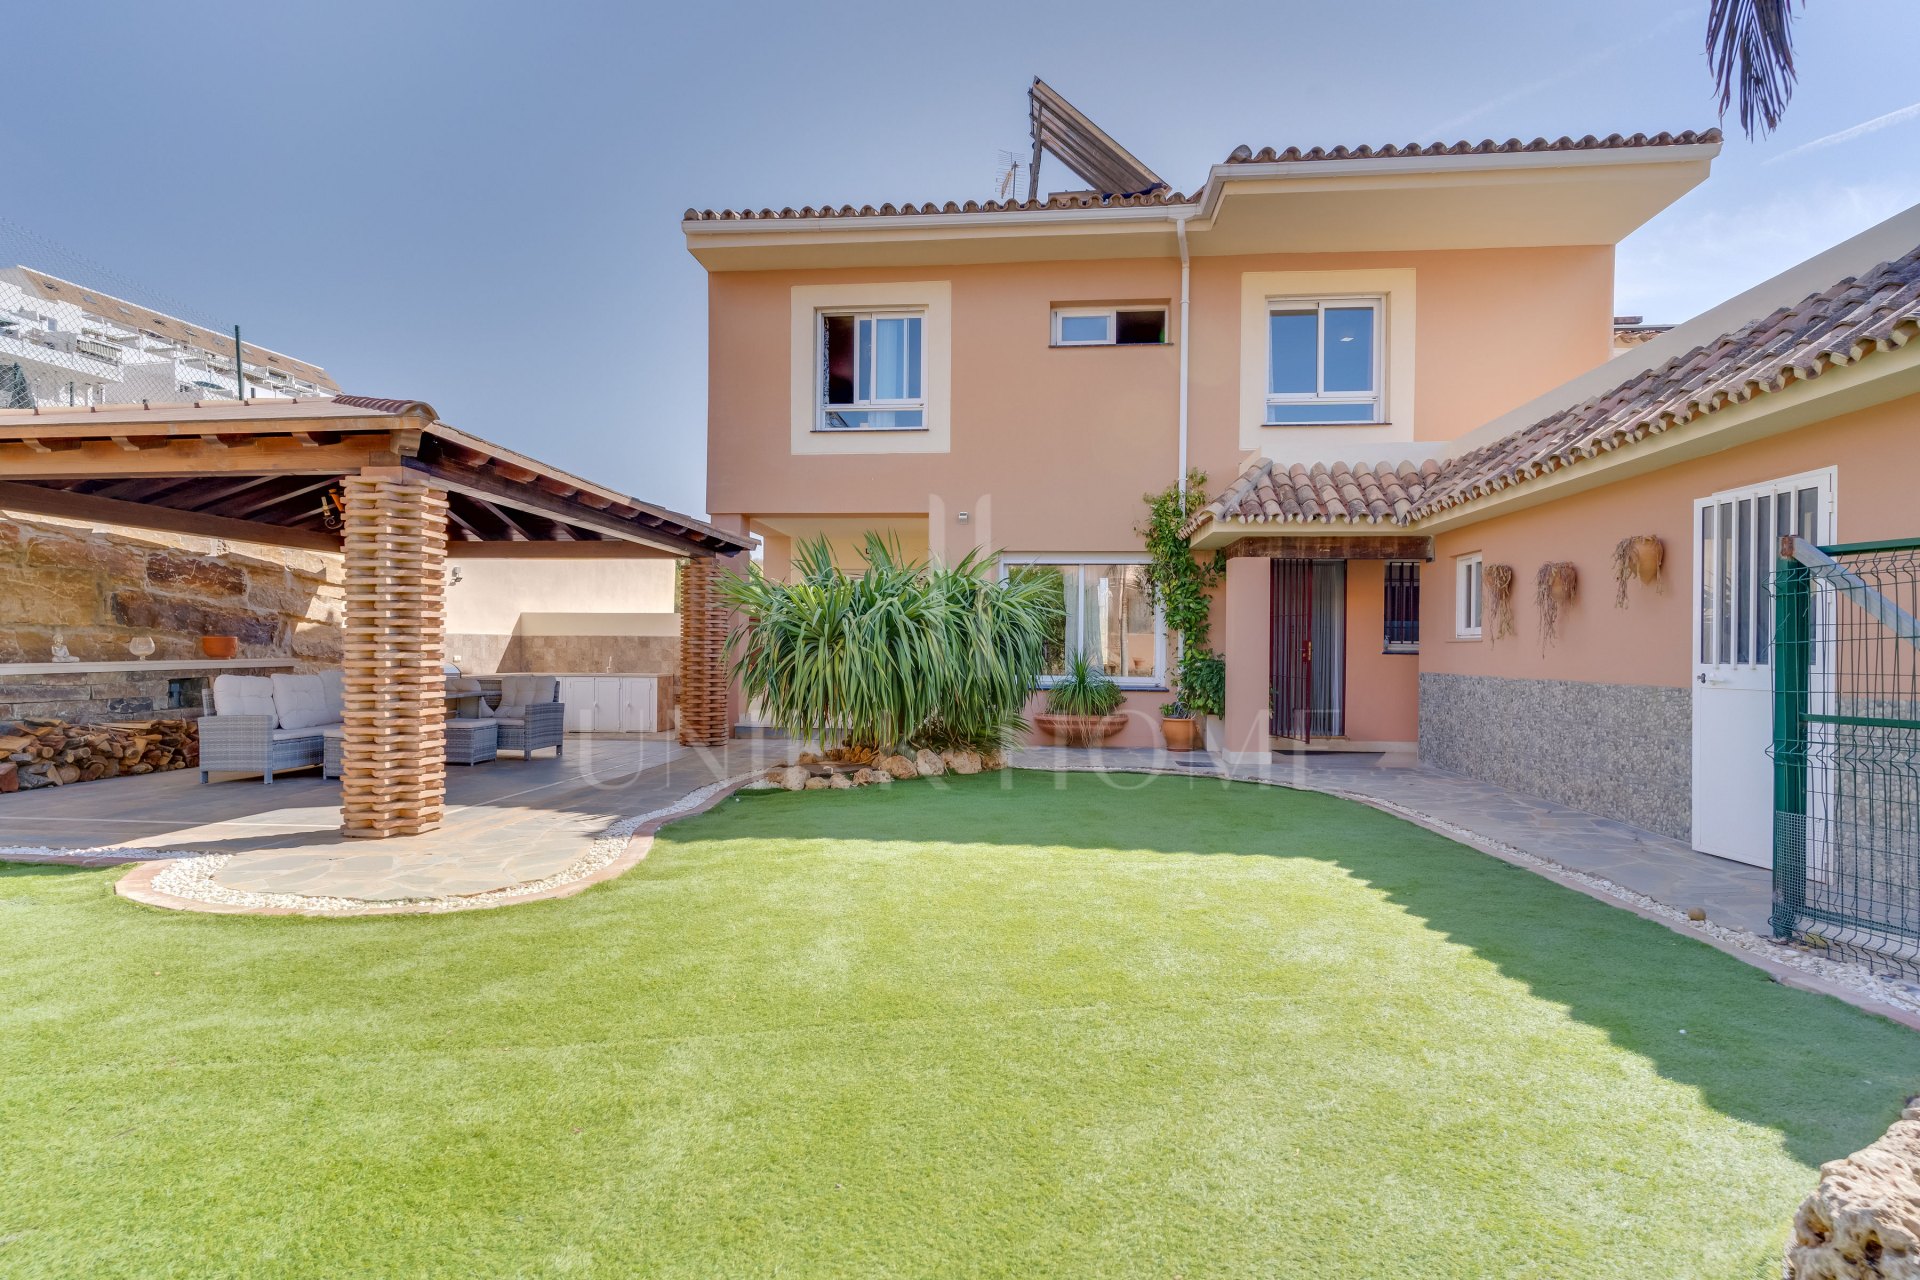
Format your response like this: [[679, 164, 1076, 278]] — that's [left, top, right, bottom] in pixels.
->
[[719, 534, 1060, 754], [1178, 651, 1225, 718], [1045, 650, 1124, 718]]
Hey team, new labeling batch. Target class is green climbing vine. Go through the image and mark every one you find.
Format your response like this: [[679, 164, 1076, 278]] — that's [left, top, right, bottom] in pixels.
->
[[1137, 469, 1227, 717]]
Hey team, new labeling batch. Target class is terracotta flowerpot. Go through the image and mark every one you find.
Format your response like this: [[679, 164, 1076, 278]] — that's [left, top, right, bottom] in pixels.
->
[[1033, 712, 1127, 747], [1630, 536, 1664, 584], [199, 635, 239, 660], [1161, 715, 1201, 752]]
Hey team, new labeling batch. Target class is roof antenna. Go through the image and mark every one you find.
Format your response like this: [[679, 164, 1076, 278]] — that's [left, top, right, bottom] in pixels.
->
[[992, 150, 1023, 202]]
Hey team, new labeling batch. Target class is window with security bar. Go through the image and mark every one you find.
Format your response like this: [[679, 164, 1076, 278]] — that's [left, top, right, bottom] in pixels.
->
[[1383, 561, 1420, 653]]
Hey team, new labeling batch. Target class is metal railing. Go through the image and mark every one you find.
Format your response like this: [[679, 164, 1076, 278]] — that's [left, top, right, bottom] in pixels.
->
[[1770, 535, 1920, 974]]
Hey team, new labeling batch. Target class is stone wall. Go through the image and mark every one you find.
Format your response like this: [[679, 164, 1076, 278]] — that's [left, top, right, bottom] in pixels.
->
[[0, 510, 343, 677], [444, 630, 678, 675], [1419, 672, 1692, 841]]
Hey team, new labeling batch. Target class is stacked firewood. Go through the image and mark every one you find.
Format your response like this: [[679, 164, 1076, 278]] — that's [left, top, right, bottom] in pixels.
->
[[0, 718, 199, 792]]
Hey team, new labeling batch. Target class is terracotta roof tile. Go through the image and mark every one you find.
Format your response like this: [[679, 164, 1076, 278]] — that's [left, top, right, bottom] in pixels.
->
[[1187, 459, 1445, 534], [1222, 130, 1721, 165], [1419, 245, 1920, 516], [684, 189, 1192, 222], [1187, 242, 1920, 537]]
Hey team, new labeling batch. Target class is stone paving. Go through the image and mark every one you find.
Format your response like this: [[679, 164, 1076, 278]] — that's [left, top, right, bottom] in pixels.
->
[[1011, 745, 1774, 937], [0, 736, 793, 904], [0, 735, 1768, 935]]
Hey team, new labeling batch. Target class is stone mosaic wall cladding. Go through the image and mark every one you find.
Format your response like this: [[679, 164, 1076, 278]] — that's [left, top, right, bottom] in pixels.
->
[[0, 513, 344, 721], [443, 632, 678, 675], [1419, 673, 1692, 841]]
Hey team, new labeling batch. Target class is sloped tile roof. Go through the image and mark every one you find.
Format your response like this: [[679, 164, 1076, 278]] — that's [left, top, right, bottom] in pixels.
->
[[1419, 245, 1920, 516], [1188, 243, 1920, 538], [1194, 459, 1445, 531], [684, 190, 1192, 222], [1223, 130, 1720, 165]]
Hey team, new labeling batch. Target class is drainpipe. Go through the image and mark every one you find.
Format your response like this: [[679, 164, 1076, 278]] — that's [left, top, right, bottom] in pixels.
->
[[1174, 212, 1192, 511]]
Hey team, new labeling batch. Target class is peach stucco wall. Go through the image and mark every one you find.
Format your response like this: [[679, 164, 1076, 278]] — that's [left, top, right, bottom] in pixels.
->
[[707, 246, 1614, 550], [1423, 392, 1920, 689], [1341, 559, 1422, 744]]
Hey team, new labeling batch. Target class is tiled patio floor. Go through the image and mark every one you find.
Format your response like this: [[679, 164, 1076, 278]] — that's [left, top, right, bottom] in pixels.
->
[[0, 736, 792, 903], [1012, 745, 1774, 938]]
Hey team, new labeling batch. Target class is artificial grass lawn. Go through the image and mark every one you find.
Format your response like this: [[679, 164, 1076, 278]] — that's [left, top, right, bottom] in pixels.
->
[[2, 773, 1916, 1278]]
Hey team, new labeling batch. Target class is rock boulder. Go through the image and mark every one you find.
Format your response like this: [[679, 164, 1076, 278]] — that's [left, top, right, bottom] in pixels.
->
[[943, 750, 982, 775], [913, 748, 946, 777], [877, 753, 918, 780], [1785, 1102, 1920, 1279]]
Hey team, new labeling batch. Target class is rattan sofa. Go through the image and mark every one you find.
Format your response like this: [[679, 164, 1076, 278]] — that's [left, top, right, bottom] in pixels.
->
[[198, 671, 343, 784], [480, 675, 566, 759]]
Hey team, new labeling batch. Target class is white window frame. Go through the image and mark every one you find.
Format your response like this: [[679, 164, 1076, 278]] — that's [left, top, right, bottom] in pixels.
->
[[818, 308, 927, 430], [1000, 554, 1168, 688], [1050, 305, 1168, 348], [1455, 553, 1484, 640], [1265, 295, 1384, 424]]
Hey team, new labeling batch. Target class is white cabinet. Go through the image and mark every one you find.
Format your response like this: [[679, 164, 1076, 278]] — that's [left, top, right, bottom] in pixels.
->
[[553, 675, 662, 734]]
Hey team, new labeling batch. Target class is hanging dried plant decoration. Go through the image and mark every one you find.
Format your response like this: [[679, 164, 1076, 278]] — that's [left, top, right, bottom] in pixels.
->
[[1484, 563, 1517, 641], [1609, 534, 1665, 607], [1535, 562, 1578, 650]]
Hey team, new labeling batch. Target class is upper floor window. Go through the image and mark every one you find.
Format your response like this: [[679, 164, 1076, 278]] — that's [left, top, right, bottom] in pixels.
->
[[1384, 560, 1420, 653], [820, 310, 924, 430], [1266, 297, 1382, 424], [1051, 306, 1167, 347]]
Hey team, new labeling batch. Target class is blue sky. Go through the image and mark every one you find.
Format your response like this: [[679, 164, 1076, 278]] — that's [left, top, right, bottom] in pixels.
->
[[10, 0, 1920, 516]]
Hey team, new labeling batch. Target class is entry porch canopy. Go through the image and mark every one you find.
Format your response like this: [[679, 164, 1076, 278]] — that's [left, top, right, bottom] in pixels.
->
[[0, 394, 750, 838]]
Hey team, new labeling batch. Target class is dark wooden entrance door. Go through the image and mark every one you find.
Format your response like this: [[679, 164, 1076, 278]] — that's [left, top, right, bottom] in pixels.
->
[[1271, 560, 1313, 742], [1270, 560, 1347, 743]]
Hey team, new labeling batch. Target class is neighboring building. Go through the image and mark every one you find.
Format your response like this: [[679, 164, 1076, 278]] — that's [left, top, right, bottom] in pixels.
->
[[0, 266, 336, 408], [1610, 314, 1673, 355]]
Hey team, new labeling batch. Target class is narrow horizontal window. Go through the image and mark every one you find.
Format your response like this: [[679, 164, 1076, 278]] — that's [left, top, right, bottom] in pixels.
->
[[1052, 306, 1168, 347]]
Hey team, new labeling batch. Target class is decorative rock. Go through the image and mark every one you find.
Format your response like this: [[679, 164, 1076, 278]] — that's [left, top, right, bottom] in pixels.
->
[[777, 765, 809, 792], [828, 773, 853, 790], [981, 748, 1006, 771], [802, 776, 828, 790], [1785, 1102, 1920, 1279], [877, 753, 918, 780], [1686, 906, 1707, 922], [943, 750, 983, 775], [852, 768, 882, 785], [914, 748, 946, 777], [797, 751, 820, 765]]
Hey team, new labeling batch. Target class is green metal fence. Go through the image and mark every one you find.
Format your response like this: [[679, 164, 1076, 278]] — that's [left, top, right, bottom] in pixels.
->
[[1770, 536, 1920, 974]]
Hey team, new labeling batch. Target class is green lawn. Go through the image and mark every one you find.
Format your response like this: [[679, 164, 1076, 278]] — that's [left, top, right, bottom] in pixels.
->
[[2, 772, 1915, 1278]]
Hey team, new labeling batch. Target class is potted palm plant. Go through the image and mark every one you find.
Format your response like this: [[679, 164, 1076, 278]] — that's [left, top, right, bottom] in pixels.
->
[[1034, 650, 1128, 747]]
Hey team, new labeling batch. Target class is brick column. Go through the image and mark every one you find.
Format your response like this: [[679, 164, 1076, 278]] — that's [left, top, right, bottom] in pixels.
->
[[677, 555, 730, 747], [340, 470, 449, 838]]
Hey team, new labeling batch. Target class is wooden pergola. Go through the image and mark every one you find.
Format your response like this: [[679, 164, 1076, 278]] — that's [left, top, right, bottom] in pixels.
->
[[0, 395, 750, 838]]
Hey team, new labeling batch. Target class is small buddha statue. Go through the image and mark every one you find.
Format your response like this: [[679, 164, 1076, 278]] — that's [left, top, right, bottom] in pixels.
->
[[50, 631, 76, 663]]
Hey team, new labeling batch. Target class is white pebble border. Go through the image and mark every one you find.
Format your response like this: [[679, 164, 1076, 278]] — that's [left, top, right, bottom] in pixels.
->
[[2, 773, 758, 916], [1033, 758, 1920, 1018]]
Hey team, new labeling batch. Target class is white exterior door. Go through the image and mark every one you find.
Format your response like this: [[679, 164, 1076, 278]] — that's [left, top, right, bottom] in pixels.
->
[[1690, 468, 1835, 866]]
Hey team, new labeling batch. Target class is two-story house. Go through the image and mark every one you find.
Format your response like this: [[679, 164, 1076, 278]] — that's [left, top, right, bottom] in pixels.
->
[[690, 79, 1920, 881]]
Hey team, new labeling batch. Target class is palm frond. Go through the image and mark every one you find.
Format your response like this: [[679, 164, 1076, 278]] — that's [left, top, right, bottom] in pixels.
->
[[717, 536, 1060, 754], [1706, 0, 1802, 138]]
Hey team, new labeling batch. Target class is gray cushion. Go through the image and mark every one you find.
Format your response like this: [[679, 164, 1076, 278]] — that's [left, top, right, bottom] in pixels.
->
[[271, 674, 332, 730], [498, 675, 558, 707], [270, 723, 337, 742], [492, 715, 525, 727]]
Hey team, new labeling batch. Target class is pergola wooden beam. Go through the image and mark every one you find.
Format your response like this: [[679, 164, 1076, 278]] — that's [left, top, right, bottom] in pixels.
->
[[0, 479, 340, 552]]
